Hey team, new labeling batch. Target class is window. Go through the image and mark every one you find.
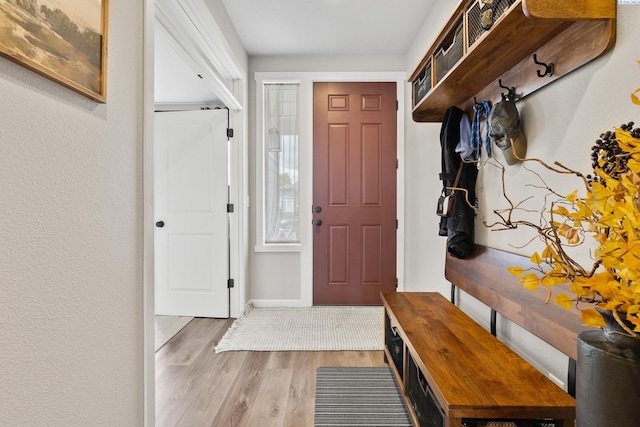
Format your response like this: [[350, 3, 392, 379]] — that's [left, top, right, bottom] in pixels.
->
[[263, 83, 300, 244]]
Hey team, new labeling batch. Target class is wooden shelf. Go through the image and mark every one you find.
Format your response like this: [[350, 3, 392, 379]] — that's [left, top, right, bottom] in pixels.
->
[[409, 0, 616, 122]]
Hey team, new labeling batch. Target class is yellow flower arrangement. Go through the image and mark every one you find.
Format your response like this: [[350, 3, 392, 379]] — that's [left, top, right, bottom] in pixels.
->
[[507, 125, 640, 337], [457, 62, 640, 337]]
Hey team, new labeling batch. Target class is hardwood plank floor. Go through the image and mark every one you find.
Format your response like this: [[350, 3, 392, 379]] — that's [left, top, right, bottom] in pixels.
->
[[156, 317, 386, 427]]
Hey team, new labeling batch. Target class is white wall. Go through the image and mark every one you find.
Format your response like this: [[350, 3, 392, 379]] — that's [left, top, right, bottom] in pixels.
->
[[402, 1, 458, 297], [404, 1, 640, 389], [0, 1, 144, 425]]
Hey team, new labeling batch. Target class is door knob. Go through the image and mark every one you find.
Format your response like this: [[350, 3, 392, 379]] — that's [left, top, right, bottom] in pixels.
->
[[312, 220, 322, 226], [314, 206, 322, 213], [155, 221, 165, 228]]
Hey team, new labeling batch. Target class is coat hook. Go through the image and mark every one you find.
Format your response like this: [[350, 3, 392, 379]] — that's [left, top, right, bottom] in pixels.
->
[[498, 79, 516, 101], [533, 54, 554, 78]]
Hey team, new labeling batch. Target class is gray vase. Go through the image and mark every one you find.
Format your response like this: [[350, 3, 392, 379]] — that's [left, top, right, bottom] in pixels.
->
[[576, 309, 640, 427]]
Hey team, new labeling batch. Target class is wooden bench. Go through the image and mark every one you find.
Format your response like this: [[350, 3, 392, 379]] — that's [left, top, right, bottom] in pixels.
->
[[381, 245, 583, 427], [445, 245, 590, 393]]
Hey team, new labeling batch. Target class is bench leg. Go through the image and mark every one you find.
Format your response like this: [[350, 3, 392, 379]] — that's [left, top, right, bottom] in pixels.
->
[[444, 417, 463, 427]]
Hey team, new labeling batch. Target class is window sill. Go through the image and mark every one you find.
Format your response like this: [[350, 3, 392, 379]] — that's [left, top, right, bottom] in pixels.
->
[[254, 243, 301, 253]]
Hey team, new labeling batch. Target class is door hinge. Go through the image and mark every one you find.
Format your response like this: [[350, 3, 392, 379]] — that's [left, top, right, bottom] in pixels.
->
[[227, 203, 234, 213], [396, 100, 399, 111], [395, 278, 398, 288], [227, 279, 235, 288], [396, 219, 398, 229], [227, 128, 234, 138], [396, 158, 399, 169]]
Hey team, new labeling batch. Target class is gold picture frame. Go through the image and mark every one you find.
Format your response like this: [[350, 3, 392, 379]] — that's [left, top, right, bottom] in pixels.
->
[[0, 0, 108, 103]]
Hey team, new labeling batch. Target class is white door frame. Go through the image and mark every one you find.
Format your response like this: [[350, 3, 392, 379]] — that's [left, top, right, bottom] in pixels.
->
[[142, 1, 247, 425], [254, 71, 406, 308]]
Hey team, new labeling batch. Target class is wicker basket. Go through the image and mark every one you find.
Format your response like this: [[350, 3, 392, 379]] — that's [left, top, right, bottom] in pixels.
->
[[466, 0, 515, 48], [434, 22, 464, 83], [412, 59, 432, 107]]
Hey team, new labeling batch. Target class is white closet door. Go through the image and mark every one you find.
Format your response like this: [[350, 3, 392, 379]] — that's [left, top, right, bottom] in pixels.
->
[[154, 109, 229, 317]]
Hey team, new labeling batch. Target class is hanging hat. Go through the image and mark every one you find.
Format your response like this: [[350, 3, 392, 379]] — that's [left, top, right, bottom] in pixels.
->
[[489, 98, 527, 165]]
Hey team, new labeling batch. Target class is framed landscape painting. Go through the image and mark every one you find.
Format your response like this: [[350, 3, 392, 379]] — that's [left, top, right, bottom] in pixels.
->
[[0, 0, 108, 103]]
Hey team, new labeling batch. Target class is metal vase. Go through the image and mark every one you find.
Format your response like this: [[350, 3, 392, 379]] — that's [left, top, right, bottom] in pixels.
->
[[576, 310, 640, 427]]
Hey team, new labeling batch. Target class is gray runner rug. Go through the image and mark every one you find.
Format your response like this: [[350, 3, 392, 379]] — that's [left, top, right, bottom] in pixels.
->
[[314, 367, 412, 427]]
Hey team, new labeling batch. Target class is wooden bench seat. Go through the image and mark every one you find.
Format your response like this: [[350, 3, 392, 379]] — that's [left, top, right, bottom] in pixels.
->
[[382, 292, 576, 427]]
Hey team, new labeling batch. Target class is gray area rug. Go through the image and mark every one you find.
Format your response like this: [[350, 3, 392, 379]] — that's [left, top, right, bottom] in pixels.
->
[[214, 305, 383, 352], [314, 366, 412, 427], [155, 315, 194, 351]]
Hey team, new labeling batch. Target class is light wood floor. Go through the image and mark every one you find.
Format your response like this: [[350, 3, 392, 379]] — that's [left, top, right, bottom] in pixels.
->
[[155, 317, 387, 427]]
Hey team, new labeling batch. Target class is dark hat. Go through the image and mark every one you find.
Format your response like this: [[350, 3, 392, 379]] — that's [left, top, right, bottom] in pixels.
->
[[489, 99, 526, 165]]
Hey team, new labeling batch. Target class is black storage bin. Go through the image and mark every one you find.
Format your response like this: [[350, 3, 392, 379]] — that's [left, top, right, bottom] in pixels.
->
[[384, 313, 404, 380], [407, 353, 444, 427], [412, 59, 432, 107]]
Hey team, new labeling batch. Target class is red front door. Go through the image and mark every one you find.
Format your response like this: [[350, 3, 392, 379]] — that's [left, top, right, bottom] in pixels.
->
[[312, 82, 397, 305]]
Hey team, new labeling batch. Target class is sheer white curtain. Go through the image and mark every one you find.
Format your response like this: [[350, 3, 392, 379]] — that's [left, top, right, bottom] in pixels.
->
[[264, 83, 299, 243]]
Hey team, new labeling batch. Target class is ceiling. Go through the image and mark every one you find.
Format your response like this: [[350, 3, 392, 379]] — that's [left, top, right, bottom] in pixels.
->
[[221, 0, 435, 56], [155, 0, 436, 105]]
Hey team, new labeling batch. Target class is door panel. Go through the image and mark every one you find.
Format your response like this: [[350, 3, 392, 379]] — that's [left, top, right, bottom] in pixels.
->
[[155, 109, 229, 317], [313, 82, 397, 305], [362, 124, 382, 205], [329, 124, 349, 205], [361, 225, 382, 284], [169, 235, 213, 291], [329, 225, 349, 285]]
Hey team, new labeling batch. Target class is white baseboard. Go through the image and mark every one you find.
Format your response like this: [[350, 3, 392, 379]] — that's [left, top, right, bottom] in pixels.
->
[[246, 299, 311, 310]]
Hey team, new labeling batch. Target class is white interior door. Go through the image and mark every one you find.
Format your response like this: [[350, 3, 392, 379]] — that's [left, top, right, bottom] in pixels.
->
[[154, 109, 229, 317]]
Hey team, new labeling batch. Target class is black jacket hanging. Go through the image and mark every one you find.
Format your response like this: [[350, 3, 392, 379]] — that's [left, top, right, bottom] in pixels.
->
[[439, 106, 477, 258]]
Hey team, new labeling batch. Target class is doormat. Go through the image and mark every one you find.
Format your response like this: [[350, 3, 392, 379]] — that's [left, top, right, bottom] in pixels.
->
[[214, 305, 383, 352], [314, 366, 412, 427]]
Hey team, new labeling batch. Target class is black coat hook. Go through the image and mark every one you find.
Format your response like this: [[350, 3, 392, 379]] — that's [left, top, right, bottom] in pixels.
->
[[498, 79, 516, 101], [533, 54, 554, 77]]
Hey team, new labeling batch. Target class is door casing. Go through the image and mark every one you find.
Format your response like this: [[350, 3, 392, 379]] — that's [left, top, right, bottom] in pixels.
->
[[254, 71, 406, 308]]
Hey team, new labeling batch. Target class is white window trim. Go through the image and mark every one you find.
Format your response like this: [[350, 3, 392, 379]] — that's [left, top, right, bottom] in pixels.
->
[[254, 71, 406, 307], [255, 78, 302, 253]]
